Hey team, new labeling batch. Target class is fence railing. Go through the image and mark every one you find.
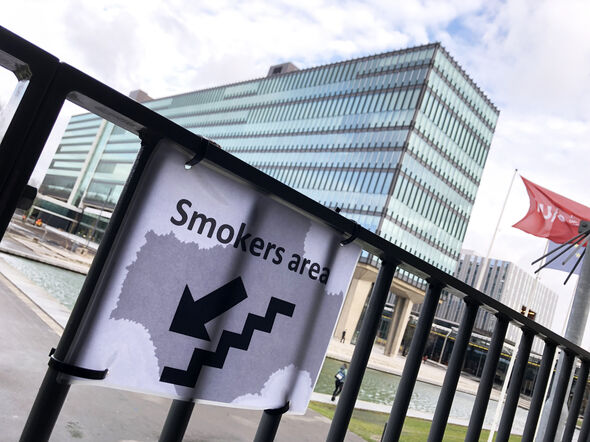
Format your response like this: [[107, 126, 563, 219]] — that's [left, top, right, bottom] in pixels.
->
[[1, 25, 588, 442]]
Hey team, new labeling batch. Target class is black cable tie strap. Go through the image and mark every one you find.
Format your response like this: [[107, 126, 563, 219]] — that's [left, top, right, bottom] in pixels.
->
[[340, 222, 360, 246], [47, 348, 108, 380], [185, 139, 218, 169], [185, 153, 202, 169], [264, 402, 290, 415]]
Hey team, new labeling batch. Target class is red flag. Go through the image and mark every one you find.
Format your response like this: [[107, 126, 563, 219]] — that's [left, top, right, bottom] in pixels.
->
[[513, 177, 590, 243]]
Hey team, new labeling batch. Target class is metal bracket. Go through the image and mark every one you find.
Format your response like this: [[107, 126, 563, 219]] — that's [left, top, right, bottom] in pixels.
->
[[47, 348, 108, 380]]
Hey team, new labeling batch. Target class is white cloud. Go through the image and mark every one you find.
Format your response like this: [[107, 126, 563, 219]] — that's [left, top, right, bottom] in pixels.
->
[[3, 0, 590, 341]]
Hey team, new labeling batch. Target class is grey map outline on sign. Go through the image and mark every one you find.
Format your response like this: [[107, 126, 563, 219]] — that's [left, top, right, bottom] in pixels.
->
[[109, 207, 346, 409]]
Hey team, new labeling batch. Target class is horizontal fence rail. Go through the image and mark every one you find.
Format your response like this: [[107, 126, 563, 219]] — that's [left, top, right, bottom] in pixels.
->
[[1, 25, 590, 442]]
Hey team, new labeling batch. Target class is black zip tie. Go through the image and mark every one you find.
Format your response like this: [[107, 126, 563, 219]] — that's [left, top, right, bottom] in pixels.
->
[[340, 222, 359, 246], [264, 402, 290, 415], [185, 139, 217, 169], [564, 248, 586, 285], [48, 347, 108, 380]]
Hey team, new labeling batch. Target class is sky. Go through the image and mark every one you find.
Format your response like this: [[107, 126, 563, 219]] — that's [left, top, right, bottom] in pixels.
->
[[1, 0, 590, 342]]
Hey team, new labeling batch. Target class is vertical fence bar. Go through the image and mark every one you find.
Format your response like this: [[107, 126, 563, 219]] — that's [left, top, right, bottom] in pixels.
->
[[521, 341, 557, 442], [578, 376, 590, 442], [326, 259, 398, 442], [253, 403, 289, 442], [21, 124, 158, 440], [562, 360, 589, 442], [0, 49, 59, 238], [381, 281, 444, 442], [495, 330, 534, 442], [19, 366, 71, 442], [543, 351, 575, 442], [428, 300, 479, 441], [465, 315, 509, 442], [159, 400, 195, 442]]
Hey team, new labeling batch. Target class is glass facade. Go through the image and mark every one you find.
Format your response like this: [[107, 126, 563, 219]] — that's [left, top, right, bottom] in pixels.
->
[[37, 43, 498, 272]]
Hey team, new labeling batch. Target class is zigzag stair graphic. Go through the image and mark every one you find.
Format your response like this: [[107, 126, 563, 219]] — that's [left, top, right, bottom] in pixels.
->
[[160, 296, 295, 388]]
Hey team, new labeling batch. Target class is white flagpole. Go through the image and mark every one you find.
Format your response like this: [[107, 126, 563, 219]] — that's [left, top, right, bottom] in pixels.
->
[[481, 168, 519, 442], [474, 168, 519, 292]]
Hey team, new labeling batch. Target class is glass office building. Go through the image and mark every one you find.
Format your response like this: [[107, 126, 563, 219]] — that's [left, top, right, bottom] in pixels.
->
[[36, 43, 498, 275]]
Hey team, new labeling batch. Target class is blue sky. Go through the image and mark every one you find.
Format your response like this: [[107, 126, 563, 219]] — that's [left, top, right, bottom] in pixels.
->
[[1, 0, 590, 340]]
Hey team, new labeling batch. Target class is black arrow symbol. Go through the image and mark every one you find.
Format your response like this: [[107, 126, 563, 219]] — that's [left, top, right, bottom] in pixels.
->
[[169, 277, 248, 341]]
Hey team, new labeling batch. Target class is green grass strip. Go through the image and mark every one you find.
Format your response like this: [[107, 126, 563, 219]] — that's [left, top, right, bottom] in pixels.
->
[[309, 401, 522, 441]]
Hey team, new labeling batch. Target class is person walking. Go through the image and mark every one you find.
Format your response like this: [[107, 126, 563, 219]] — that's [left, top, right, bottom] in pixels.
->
[[331, 364, 347, 401], [340, 330, 346, 343]]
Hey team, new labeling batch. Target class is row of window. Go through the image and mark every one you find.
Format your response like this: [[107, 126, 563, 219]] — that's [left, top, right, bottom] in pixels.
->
[[385, 198, 463, 258], [421, 90, 489, 165], [39, 174, 76, 200], [379, 219, 458, 273], [416, 112, 488, 173], [159, 86, 425, 135], [58, 135, 97, 147], [407, 133, 479, 195], [229, 109, 413, 139], [383, 209, 460, 261], [61, 126, 103, 140], [242, 53, 431, 99], [234, 148, 402, 170], [198, 108, 415, 142], [159, 63, 429, 119], [434, 51, 498, 127], [305, 188, 388, 214], [52, 153, 89, 164], [429, 71, 496, 139], [222, 128, 409, 152], [83, 181, 123, 208], [49, 160, 84, 171], [243, 87, 423, 125], [159, 68, 427, 125], [401, 155, 472, 212], [258, 162, 395, 196], [393, 173, 468, 240], [65, 118, 102, 131]]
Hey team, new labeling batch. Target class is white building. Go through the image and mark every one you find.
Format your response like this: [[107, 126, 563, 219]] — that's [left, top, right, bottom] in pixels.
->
[[417, 250, 558, 355]]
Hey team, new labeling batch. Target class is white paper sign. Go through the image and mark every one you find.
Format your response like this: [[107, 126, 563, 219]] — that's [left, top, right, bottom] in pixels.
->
[[67, 140, 360, 413]]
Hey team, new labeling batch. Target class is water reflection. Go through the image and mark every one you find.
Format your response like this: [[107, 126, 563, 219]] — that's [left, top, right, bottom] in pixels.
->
[[315, 357, 528, 432]]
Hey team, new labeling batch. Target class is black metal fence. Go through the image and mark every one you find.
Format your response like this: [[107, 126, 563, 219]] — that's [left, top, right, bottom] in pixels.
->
[[1, 25, 589, 442]]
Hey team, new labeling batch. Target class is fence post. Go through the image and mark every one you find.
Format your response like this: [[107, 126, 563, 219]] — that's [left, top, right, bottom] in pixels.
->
[[159, 400, 195, 442], [562, 360, 589, 441], [578, 375, 590, 441], [382, 281, 444, 442], [543, 351, 575, 442], [521, 341, 557, 442], [495, 330, 534, 442], [465, 316, 509, 441], [253, 403, 289, 442], [428, 299, 479, 441], [327, 259, 398, 442]]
